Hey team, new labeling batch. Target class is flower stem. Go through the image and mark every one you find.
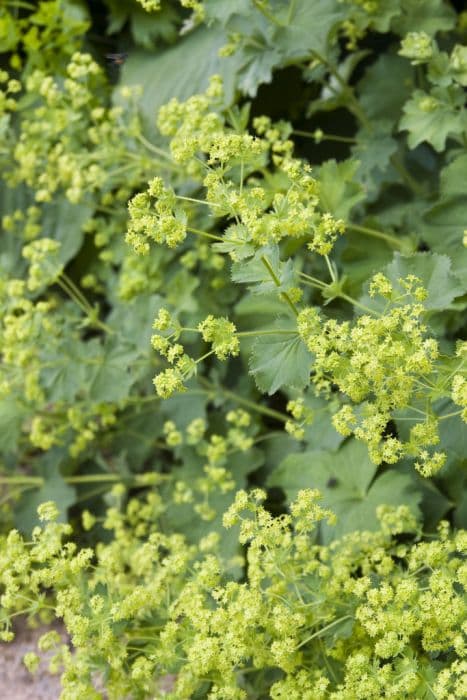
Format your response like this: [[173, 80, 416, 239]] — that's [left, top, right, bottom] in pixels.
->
[[199, 379, 289, 423], [187, 227, 223, 242], [295, 615, 352, 649], [261, 255, 299, 317], [293, 129, 356, 144], [347, 223, 405, 250]]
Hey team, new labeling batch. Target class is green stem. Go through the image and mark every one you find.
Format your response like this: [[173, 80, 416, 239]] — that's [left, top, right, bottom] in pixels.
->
[[195, 350, 215, 364], [187, 227, 223, 242], [200, 380, 289, 423], [134, 133, 174, 163], [287, 0, 297, 23], [346, 223, 405, 250], [324, 255, 337, 283], [439, 409, 463, 421], [339, 293, 379, 316], [177, 195, 221, 208], [309, 49, 371, 128], [0, 474, 169, 487], [295, 615, 352, 650], [299, 271, 327, 288], [293, 129, 356, 144], [390, 155, 425, 196], [0, 476, 43, 486], [237, 330, 297, 337], [261, 255, 299, 316], [60, 272, 94, 312], [57, 275, 113, 334]]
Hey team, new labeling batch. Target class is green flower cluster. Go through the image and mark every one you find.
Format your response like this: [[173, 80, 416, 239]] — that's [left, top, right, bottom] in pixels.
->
[[1, 494, 465, 699], [298, 273, 451, 472], [127, 77, 345, 260]]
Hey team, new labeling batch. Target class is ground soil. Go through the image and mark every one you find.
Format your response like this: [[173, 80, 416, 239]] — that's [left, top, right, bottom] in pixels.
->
[[0, 622, 63, 700]]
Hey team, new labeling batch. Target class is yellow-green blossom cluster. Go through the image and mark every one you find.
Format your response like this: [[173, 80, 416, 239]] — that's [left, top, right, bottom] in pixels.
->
[[285, 397, 314, 440], [128, 79, 345, 261], [1, 495, 465, 699], [151, 309, 241, 397], [126, 177, 187, 254], [298, 275, 445, 470], [22, 238, 62, 291], [399, 31, 434, 64], [3, 52, 154, 208]]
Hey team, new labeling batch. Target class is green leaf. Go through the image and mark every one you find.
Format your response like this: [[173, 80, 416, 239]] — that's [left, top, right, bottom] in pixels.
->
[[270, 440, 421, 542], [439, 153, 467, 199], [0, 399, 27, 454], [351, 122, 398, 196], [203, 0, 251, 24], [87, 340, 139, 402], [387, 252, 465, 306], [231, 246, 296, 295], [303, 394, 345, 452], [399, 88, 467, 152], [41, 339, 88, 402], [15, 462, 76, 534], [163, 449, 263, 559], [41, 197, 93, 266], [272, 0, 344, 61], [249, 320, 312, 395], [236, 44, 281, 97], [360, 252, 465, 312], [423, 198, 467, 279], [318, 159, 365, 220], [103, 0, 179, 45], [391, 0, 456, 37], [339, 231, 393, 296], [119, 26, 240, 135], [358, 54, 414, 123], [0, 182, 30, 276], [217, 0, 344, 97], [0, 10, 20, 52]]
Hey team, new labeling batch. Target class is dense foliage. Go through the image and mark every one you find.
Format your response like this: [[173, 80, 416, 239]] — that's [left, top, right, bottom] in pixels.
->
[[0, 1, 466, 697]]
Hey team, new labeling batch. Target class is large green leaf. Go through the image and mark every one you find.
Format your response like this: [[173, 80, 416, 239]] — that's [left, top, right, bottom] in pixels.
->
[[439, 153, 467, 199], [318, 159, 365, 220], [359, 252, 465, 312], [104, 0, 179, 47], [14, 462, 76, 533], [41, 196, 93, 266], [203, 0, 251, 24], [163, 449, 263, 559], [119, 26, 240, 134], [390, 0, 456, 37], [351, 122, 398, 197], [86, 339, 139, 402], [358, 54, 413, 122], [399, 88, 467, 152], [303, 394, 345, 452], [269, 440, 421, 542], [272, 0, 343, 61], [339, 232, 393, 295], [0, 399, 27, 454], [423, 198, 467, 279], [249, 321, 312, 395], [231, 246, 296, 296], [41, 339, 88, 402]]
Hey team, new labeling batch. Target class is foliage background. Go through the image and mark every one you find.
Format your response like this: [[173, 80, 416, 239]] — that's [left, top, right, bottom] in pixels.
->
[[0, 1, 466, 698]]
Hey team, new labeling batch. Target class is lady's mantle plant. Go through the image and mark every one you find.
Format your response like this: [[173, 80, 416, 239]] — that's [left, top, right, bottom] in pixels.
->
[[1, 494, 466, 699], [0, 1, 466, 698]]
